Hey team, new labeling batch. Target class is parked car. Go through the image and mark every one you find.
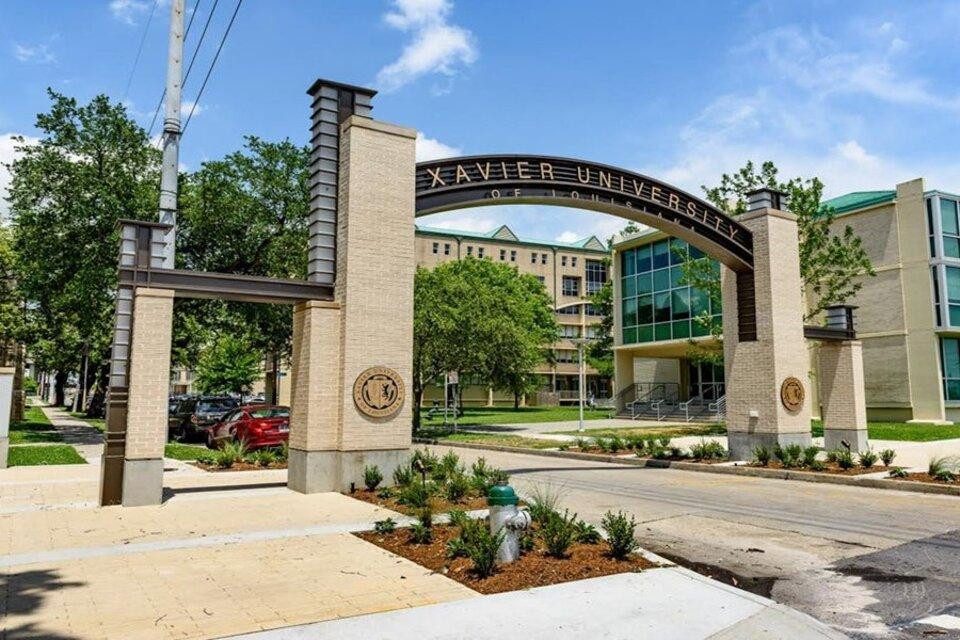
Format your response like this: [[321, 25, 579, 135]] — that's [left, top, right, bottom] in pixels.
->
[[205, 405, 290, 450], [168, 395, 239, 442]]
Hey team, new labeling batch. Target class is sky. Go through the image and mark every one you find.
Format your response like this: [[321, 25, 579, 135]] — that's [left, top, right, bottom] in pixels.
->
[[2, 0, 960, 244]]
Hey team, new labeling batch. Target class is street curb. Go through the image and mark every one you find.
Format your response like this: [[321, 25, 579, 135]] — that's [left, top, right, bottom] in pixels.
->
[[419, 439, 960, 498]]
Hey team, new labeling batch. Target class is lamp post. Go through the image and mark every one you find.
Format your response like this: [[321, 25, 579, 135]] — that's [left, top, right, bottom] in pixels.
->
[[570, 337, 592, 433]]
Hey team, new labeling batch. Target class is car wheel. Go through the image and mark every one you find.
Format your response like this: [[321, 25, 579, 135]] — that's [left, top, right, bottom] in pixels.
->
[[206, 432, 217, 449]]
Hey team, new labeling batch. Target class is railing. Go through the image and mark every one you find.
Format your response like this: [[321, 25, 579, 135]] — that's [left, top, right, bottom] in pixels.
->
[[708, 395, 726, 422], [626, 382, 679, 420], [679, 395, 705, 422]]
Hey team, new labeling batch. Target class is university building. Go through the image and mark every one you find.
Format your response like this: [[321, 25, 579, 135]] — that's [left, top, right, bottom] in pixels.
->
[[613, 177, 956, 424], [416, 224, 611, 407]]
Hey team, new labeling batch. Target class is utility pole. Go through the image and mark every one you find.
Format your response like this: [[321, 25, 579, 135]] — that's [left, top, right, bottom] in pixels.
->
[[158, 0, 184, 268]]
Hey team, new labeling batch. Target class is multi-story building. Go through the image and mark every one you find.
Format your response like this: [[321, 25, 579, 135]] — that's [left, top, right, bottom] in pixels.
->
[[416, 224, 611, 406], [612, 177, 954, 423]]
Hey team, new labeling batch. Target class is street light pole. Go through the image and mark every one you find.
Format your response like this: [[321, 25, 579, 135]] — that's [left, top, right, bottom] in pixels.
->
[[158, 0, 184, 268], [571, 337, 590, 433]]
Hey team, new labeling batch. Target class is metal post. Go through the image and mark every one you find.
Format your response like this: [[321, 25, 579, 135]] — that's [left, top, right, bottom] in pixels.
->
[[157, 0, 184, 268]]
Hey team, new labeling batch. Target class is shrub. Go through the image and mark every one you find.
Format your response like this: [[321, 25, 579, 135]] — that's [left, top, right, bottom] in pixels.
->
[[825, 449, 839, 463], [754, 446, 771, 466], [608, 435, 625, 453], [251, 448, 277, 467], [657, 436, 671, 448], [463, 522, 505, 578], [835, 450, 855, 470], [377, 487, 395, 500], [557, 443, 569, 451], [596, 438, 612, 453], [417, 507, 434, 529], [447, 509, 470, 529], [934, 468, 957, 482], [540, 509, 579, 558], [880, 449, 897, 467], [518, 532, 535, 553], [784, 444, 804, 468], [574, 520, 601, 544], [213, 440, 247, 468], [888, 467, 908, 479], [858, 448, 878, 469], [363, 465, 383, 491], [928, 456, 959, 477], [411, 449, 439, 473], [393, 464, 414, 487], [690, 439, 726, 461], [409, 523, 432, 544], [527, 484, 563, 525], [397, 482, 432, 508], [471, 457, 490, 478], [374, 518, 396, 534], [445, 473, 471, 502], [669, 445, 686, 458], [802, 446, 820, 468], [439, 451, 461, 475], [650, 444, 669, 459], [573, 437, 589, 450], [626, 435, 645, 452], [808, 459, 827, 472], [601, 510, 639, 560]]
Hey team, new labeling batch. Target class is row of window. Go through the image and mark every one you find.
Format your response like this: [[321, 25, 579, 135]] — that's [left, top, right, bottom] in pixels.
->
[[941, 338, 960, 401], [430, 241, 599, 270]]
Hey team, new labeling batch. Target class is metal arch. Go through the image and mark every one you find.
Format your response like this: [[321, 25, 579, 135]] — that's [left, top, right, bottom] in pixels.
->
[[415, 154, 754, 272]]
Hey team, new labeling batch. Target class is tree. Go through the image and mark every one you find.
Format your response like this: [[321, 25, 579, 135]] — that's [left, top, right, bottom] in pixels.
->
[[586, 278, 614, 377], [413, 258, 558, 429], [194, 334, 261, 395], [6, 91, 159, 408], [680, 161, 876, 364]]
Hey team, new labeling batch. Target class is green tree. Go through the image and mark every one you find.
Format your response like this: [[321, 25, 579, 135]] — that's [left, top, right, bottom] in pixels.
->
[[586, 278, 614, 377], [6, 91, 159, 408], [194, 334, 261, 395], [413, 258, 558, 428]]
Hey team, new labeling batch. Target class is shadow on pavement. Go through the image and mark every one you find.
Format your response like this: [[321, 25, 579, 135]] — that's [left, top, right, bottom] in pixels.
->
[[1, 568, 85, 639]]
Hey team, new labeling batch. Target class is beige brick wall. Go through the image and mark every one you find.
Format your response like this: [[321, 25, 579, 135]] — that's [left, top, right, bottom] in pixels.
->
[[125, 288, 174, 460], [289, 300, 342, 451], [722, 209, 811, 436], [819, 340, 867, 430], [336, 116, 416, 451]]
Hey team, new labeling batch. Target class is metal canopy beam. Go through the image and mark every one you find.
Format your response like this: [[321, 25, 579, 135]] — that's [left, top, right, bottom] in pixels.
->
[[118, 267, 334, 304]]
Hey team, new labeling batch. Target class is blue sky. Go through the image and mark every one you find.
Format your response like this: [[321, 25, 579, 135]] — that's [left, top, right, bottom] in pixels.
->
[[2, 0, 960, 243]]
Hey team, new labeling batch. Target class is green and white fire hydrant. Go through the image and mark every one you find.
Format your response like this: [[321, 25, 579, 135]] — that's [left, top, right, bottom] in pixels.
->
[[488, 481, 531, 564]]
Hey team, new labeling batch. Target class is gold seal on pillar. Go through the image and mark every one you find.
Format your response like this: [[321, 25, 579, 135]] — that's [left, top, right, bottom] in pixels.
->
[[780, 377, 805, 412], [353, 366, 405, 418]]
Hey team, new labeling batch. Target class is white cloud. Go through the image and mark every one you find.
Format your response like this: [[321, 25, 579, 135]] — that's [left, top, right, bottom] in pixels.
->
[[13, 43, 55, 64], [415, 133, 460, 161], [180, 100, 206, 118], [110, 0, 155, 25], [555, 231, 579, 243], [376, 0, 478, 93], [0, 133, 39, 220]]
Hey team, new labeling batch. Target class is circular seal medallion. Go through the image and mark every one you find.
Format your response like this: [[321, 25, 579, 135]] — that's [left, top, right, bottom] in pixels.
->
[[780, 377, 805, 412], [353, 366, 405, 418]]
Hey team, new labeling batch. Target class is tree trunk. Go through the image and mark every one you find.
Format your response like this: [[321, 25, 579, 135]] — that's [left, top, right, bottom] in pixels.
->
[[10, 344, 24, 422], [412, 383, 422, 433], [54, 371, 67, 407], [514, 391, 520, 410], [266, 352, 279, 405]]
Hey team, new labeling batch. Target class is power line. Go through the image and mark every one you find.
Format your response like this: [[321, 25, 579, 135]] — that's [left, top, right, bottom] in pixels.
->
[[182, 0, 221, 91], [181, 0, 243, 136], [147, 0, 203, 140], [122, 0, 160, 102]]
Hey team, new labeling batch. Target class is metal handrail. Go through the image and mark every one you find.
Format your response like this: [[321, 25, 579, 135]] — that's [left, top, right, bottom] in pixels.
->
[[708, 395, 726, 421]]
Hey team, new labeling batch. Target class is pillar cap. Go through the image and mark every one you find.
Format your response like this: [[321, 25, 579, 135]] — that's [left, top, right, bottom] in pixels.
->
[[488, 482, 518, 506]]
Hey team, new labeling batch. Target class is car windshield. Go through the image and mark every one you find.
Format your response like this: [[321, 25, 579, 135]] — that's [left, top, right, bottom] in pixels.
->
[[198, 399, 237, 413], [248, 407, 290, 419]]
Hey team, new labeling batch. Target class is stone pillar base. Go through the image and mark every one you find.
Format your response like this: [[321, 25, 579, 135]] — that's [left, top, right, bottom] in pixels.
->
[[824, 428, 869, 454], [288, 448, 409, 494], [121, 458, 164, 506], [0, 437, 8, 469], [728, 432, 812, 462]]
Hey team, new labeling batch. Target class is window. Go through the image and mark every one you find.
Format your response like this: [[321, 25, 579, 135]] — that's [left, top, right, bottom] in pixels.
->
[[585, 325, 600, 338], [560, 325, 581, 338], [941, 338, 960, 401], [541, 253, 548, 264], [561, 256, 568, 267], [562, 276, 581, 297], [620, 239, 719, 344], [584, 303, 601, 316], [928, 198, 937, 258], [557, 305, 579, 316], [531, 252, 538, 264], [432, 242, 439, 254], [942, 198, 960, 259], [444, 243, 451, 255], [947, 266, 960, 326], [466, 245, 473, 256], [500, 249, 506, 261], [510, 250, 516, 262], [585, 259, 607, 294], [933, 267, 942, 326], [571, 257, 578, 268], [478, 247, 485, 258], [536, 275, 545, 284], [555, 349, 577, 363]]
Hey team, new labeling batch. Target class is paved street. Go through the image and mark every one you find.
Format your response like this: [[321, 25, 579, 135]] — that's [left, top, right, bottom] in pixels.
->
[[428, 445, 960, 639]]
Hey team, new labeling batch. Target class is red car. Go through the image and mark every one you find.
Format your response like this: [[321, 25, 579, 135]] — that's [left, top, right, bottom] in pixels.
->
[[206, 404, 290, 450]]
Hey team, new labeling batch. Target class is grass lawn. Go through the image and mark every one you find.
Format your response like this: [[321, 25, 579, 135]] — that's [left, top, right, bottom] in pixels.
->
[[812, 419, 960, 442], [8, 445, 86, 466], [421, 406, 610, 428], [418, 430, 561, 449], [549, 424, 726, 439], [9, 406, 62, 444], [164, 442, 210, 460], [69, 411, 106, 432]]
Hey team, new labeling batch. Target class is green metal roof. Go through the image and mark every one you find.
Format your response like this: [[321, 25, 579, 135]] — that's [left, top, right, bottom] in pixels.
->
[[415, 224, 608, 252], [820, 191, 896, 215]]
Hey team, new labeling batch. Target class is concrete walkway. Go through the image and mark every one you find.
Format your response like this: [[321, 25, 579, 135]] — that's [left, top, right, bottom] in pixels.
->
[[230, 570, 845, 640]]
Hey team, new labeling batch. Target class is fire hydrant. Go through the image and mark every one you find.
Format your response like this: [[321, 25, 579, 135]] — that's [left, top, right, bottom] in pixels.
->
[[488, 481, 531, 564]]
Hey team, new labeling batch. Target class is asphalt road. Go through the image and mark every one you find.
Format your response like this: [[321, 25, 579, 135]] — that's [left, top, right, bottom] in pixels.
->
[[429, 445, 960, 640]]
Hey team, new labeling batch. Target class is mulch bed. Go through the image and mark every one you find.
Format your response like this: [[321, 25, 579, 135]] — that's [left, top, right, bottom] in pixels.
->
[[351, 488, 488, 515], [747, 461, 893, 476], [356, 524, 655, 594], [189, 460, 288, 472], [890, 472, 960, 485]]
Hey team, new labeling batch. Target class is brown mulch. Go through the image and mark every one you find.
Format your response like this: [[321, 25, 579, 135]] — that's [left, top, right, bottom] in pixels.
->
[[351, 488, 488, 515], [190, 461, 288, 472], [748, 461, 892, 476], [890, 472, 960, 485], [356, 524, 655, 594]]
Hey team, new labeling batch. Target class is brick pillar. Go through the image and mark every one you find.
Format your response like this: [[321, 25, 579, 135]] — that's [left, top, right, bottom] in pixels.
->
[[722, 205, 812, 460], [0, 367, 13, 469], [819, 340, 869, 453], [122, 287, 174, 506], [288, 115, 415, 493]]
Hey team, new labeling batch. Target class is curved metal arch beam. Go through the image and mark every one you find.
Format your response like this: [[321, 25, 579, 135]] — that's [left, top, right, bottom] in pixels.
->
[[415, 154, 753, 272]]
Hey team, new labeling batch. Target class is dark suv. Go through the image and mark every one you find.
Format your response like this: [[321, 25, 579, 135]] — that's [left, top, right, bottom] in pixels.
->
[[168, 395, 239, 442]]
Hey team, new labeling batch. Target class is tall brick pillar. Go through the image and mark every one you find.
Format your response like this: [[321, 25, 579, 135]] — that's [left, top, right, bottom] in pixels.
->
[[0, 366, 13, 469], [122, 287, 174, 506], [288, 114, 416, 493], [722, 190, 812, 460], [819, 340, 869, 453]]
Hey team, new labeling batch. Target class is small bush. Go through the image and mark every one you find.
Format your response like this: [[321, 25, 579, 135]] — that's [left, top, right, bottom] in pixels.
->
[[527, 484, 563, 524], [277, 441, 289, 461], [657, 436, 671, 448], [934, 468, 957, 483], [858, 448, 878, 469], [608, 435, 625, 453], [880, 449, 896, 467], [888, 467, 908, 478], [835, 450, 855, 470], [825, 449, 839, 463], [784, 444, 804, 468], [393, 464, 414, 487], [397, 482, 432, 508], [650, 444, 669, 459], [574, 520, 601, 544], [411, 449, 439, 473], [540, 509, 579, 558], [573, 437, 589, 451], [447, 509, 470, 529], [557, 443, 569, 451], [374, 518, 396, 534], [213, 440, 247, 468], [463, 523, 505, 578], [596, 438, 611, 453], [928, 455, 959, 477], [690, 439, 726, 461], [439, 451, 461, 475], [409, 523, 432, 544], [519, 532, 535, 553], [364, 465, 383, 491], [601, 510, 639, 560], [417, 507, 434, 529], [808, 459, 827, 472], [377, 487, 395, 500], [754, 446, 771, 466], [802, 446, 820, 468], [253, 448, 277, 467], [445, 473, 471, 502]]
